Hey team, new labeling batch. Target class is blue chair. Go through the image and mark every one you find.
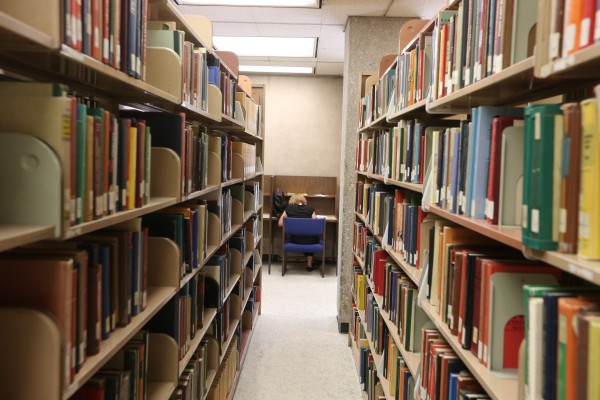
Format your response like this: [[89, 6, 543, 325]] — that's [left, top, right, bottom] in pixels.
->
[[282, 217, 326, 277]]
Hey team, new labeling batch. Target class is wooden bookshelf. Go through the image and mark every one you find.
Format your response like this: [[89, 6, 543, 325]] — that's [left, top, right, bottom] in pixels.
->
[[419, 300, 518, 400], [0, 1, 266, 399]]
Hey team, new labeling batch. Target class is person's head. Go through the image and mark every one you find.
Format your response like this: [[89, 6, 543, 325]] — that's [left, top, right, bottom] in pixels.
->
[[289, 193, 307, 205]]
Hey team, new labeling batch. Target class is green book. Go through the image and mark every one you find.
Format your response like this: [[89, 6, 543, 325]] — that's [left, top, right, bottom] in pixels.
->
[[522, 104, 562, 250]]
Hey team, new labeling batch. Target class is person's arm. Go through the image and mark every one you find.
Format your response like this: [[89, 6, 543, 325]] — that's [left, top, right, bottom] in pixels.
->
[[312, 211, 317, 219], [278, 210, 287, 227]]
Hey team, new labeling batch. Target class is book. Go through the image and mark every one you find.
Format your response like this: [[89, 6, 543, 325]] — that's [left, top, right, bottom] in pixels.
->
[[578, 96, 600, 259], [557, 103, 581, 254], [522, 104, 563, 251], [469, 106, 524, 220], [576, 311, 600, 399], [557, 296, 600, 400], [485, 117, 523, 224]]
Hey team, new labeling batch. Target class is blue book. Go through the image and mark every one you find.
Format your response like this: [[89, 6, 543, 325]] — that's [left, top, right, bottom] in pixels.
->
[[449, 372, 460, 400], [469, 106, 524, 219], [465, 108, 479, 217], [208, 66, 220, 86], [486, 0, 497, 78]]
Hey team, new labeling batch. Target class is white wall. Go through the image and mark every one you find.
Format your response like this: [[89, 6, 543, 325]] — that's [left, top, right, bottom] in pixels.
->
[[249, 75, 343, 177]]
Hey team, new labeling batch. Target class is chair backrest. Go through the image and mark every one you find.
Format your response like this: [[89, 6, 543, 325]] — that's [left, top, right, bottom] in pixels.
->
[[283, 217, 325, 236]]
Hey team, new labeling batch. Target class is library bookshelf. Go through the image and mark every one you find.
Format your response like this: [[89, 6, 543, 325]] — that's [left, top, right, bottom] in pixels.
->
[[0, 1, 264, 399], [350, 1, 600, 399]]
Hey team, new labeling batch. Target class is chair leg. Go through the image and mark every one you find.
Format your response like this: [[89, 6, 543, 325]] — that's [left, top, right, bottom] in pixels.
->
[[282, 252, 286, 276], [321, 254, 325, 278]]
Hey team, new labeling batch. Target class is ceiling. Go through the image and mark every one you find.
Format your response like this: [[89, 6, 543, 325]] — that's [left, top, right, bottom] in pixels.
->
[[176, 0, 445, 76]]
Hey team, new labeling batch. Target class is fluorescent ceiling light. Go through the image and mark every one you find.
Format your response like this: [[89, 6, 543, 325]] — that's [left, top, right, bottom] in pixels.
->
[[213, 36, 316, 57], [239, 65, 314, 74], [177, 0, 319, 7]]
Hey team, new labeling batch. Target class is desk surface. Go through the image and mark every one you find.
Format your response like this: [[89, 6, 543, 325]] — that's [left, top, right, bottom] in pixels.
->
[[263, 213, 338, 223]]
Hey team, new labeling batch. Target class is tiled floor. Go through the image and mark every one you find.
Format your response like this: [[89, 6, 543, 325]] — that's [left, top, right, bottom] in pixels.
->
[[233, 261, 364, 400]]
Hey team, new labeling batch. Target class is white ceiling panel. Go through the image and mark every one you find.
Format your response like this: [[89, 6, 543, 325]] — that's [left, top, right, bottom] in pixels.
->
[[255, 23, 322, 37], [211, 22, 261, 36], [176, 0, 445, 76], [250, 7, 323, 24]]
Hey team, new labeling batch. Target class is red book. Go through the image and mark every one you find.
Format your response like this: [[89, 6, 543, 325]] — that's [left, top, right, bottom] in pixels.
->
[[579, 0, 595, 50], [479, 259, 562, 367], [372, 249, 387, 295], [486, 117, 522, 224], [420, 329, 441, 391], [427, 343, 452, 400], [71, 377, 105, 400], [91, 0, 100, 60], [415, 207, 427, 267], [102, 0, 110, 64]]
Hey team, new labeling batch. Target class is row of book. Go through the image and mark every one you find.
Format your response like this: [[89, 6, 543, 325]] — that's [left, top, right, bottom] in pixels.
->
[[146, 21, 211, 112], [423, 219, 575, 375], [356, 120, 457, 185], [393, 34, 433, 112], [355, 182, 425, 267], [523, 285, 600, 400], [64, 0, 147, 80], [419, 328, 489, 400], [172, 336, 218, 400], [72, 330, 150, 400], [235, 90, 262, 136], [430, 0, 536, 101], [0, 218, 148, 388], [350, 306, 387, 400], [536, 0, 600, 70], [0, 82, 154, 228], [204, 334, 240, 400], [521, 94, 600, 258]]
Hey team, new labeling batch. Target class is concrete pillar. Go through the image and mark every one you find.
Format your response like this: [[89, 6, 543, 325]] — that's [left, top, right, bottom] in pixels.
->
[[337, 16, 409, 332]]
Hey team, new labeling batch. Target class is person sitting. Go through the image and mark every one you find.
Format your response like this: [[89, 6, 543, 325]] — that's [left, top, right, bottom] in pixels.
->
[[278, 193, 319, 272]]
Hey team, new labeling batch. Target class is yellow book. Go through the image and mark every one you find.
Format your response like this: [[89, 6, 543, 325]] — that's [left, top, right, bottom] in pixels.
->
[[356, 274, 366, 310], [588, 320, 600, 399], [578, 98, 600, 259], [127, 125, 138, 210], [388, 340, 399, 395]]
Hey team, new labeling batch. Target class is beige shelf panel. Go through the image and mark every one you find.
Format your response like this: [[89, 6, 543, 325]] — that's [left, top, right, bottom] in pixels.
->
[[384, 244, 422, 287], [0, 308, 62, 400], [207, 84, 223, 122], [148, 0, 213, 51], [426, 58, 556, 114], [420, 300, 518, 400], [147, 333, 178, 399], [64, 197, 179, 239], [147, 381, 177, 400], [147, 237, 181, 289], [151, 147, 182, 200], [63, 286, 177, 399], [428, 205, 522, 250], [387, 99, 430, 122], [536, 33, 600, 79], [184, 184, 220, 202], [400, 18, 435, 55], [0, 224, 55, 252], [0, 8, 59, 50], [220, 317, 240, 364], [178, 307, 218, 374], [146, 47, 183, 104], [523, 248, 600, 287], [362, 172, 424, 193]]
